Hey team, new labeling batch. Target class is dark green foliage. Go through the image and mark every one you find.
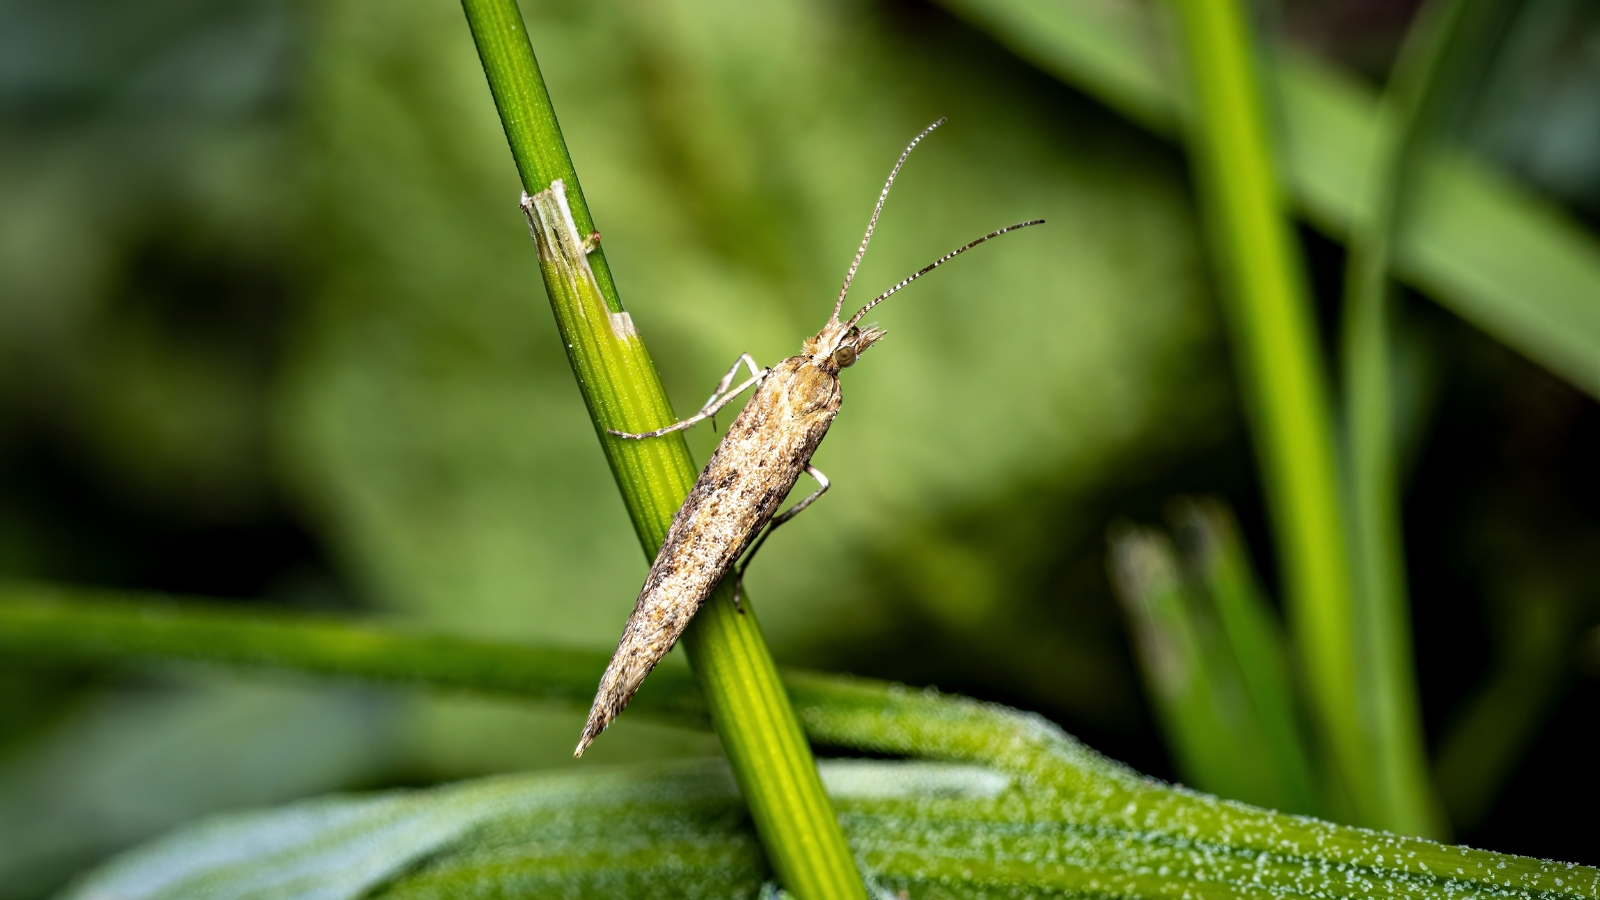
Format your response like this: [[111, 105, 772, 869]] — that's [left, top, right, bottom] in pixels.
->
[[4, 0, 1600, 891]]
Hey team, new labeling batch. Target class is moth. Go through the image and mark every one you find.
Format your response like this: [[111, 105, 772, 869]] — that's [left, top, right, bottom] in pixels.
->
[[575, 119, 1042, 756]]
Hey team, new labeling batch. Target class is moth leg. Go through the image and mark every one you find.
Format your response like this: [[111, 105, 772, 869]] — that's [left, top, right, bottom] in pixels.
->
[[700, 353, 762, 432], [607, 356, 766, 440], [731, 465, 830, 613]]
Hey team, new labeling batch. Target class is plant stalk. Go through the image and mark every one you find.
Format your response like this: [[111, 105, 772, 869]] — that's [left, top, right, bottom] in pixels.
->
[[1339, 0, 1507, 840], [1166, 0, 1370, 825], [0, 582, 707, 721], [456, 2, 866, 896]]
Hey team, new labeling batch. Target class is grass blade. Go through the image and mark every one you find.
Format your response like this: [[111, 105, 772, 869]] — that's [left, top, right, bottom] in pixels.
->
[[1108, 525, 1256, 802], [1338, 0, 1512, 839], [1108, 517, 1317, 814], [1169, 498, 1322, 816], [0, 581, 706, 722], [1163, 0, 1371, 826], [455, 3, 865, 895], [934, 0, 1600, 400]]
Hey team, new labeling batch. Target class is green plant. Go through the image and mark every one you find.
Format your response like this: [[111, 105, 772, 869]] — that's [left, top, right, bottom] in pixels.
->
[[966, 0, 1597, 843], [936, 0, 1600, 399], [458, 0, 862, 895], [4, 584, 1599, 899], [3, 0, 1599, 892], [895, 0, 1600, 842], [1166, 0, 1379, 830], [1108, 501, 1319, 816], [1336, 0, 1512, 841]]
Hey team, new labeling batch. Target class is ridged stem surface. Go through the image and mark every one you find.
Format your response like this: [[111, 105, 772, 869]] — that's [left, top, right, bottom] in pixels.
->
[[457, 2, 866, 895]]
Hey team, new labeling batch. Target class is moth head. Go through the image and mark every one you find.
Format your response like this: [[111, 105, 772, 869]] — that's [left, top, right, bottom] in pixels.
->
[[805, 320, 886, 372]]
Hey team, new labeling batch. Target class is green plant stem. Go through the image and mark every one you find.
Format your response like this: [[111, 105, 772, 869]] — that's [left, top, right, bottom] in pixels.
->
[[456, 2, 865, 896], [1339, 0, 1506, 839], [0, 582, 707, 721], [1166, 0, 1371, 826]]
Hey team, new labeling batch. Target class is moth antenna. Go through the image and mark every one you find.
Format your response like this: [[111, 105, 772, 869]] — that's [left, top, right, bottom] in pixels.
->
[[831, 118, 946, 323], [844, 219, 1045, 329]]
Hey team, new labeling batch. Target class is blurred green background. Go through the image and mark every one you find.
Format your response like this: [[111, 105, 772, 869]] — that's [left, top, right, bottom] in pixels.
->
[[2, 0, 1598, 895]]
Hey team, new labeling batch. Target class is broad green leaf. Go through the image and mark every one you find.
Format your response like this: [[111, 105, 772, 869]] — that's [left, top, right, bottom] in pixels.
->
[[0, 678, 399, 900], [935, 0, 1600, 400], [60, 761, 1000, 900], [66, 755, 1600, 900], [7, 590, 1598, 898]]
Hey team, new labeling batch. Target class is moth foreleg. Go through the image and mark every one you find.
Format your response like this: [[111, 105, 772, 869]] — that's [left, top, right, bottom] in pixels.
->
[[730, 465, 830, 612], [701, 353, 762, 432], [607, 359, 766, 440]]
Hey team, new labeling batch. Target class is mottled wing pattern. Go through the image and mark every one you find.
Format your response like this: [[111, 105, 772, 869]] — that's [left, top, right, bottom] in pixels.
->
[[577, 356, 843, 754]]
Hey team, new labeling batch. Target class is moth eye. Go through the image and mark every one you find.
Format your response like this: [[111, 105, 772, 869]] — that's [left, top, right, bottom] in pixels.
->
[[832, 344, 857, 368]]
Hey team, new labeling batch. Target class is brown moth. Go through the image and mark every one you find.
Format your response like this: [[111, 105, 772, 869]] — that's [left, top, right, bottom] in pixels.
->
[[574, 119, 1042, 756]]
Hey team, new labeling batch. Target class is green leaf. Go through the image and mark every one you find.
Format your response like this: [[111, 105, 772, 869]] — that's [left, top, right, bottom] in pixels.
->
[[1108, 501, 1320, 816], [60, 761, 996, 900], [935, 0, 1600, 400], [1108, 524, 1267, 805], [0, 678, 399, 900], [7, 588, 1598, 897], [0, 583, 706, 728], [65, 754, 1600, 900], [1169, 499, 1320, 817]]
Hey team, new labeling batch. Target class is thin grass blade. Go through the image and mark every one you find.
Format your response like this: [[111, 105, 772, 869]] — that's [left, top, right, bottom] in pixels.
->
[[1168, 498, 1322, 816], [1163, 0, 1372, 827], [934, 0, 1600, 400]]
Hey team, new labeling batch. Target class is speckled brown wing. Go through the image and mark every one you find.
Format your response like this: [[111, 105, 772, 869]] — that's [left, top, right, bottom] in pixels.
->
[[577, 355, 843, 755]]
